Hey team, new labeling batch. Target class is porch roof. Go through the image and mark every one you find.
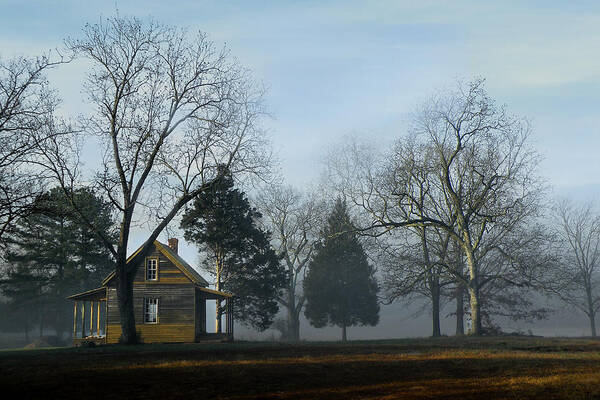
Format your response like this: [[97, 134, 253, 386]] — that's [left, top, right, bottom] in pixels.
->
[[198, 287, 233, 299], [67, 287, 107, 301]]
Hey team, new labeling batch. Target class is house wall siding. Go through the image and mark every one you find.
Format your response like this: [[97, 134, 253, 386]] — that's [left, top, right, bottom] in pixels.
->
[[105, 244, 196, 343], [106, 324, 195, 343]]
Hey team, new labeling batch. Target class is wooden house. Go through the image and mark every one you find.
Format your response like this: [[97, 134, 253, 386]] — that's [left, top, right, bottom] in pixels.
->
[[68, 238, 233, 345]]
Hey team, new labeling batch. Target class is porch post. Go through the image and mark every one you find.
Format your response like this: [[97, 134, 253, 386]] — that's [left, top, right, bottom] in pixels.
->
[[89, 301, 94, 335], [97, 301, 101, 337], [73, 301, 78, 339], [81, 302, 86, 338], [104, 300, 108, 337]]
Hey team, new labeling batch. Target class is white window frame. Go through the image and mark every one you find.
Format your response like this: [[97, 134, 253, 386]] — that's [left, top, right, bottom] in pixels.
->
[[143, 298, 159, 324], [146, 257, 158, 281]]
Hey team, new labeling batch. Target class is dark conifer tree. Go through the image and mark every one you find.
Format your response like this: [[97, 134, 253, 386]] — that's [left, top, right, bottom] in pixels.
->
[[180, 170, 286, 331], [0, 266, 45, 340], [0, 187, 117, 339], [304, 198, 380, 341]]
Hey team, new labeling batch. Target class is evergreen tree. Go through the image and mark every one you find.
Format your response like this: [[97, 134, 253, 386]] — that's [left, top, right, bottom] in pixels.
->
[[181, 171, 287, 331], [0, 266, 46, 340], [0, 187, 117, 339], [303, 198, 380, 341]]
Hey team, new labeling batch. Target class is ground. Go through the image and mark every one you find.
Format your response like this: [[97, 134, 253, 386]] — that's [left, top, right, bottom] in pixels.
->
[[3, 336, 600, 399]]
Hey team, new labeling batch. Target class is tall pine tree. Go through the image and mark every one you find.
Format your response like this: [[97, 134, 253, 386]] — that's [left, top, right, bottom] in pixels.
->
[[0, 187, 117, 339], [180, 171, 287, 331], [304, 198, 380, 341]]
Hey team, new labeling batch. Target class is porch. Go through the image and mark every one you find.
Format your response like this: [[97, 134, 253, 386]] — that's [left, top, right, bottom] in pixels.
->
[[68, 286, 233, 345], [196, 287, 234, 342], [67, 287, 107, 346]]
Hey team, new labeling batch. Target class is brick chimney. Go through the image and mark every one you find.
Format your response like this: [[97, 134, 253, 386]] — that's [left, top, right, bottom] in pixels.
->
[[167, 238, 179, 254]]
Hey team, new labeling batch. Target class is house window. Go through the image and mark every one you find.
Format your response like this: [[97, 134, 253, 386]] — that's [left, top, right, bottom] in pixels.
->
[[143, 298, 158, 323], [146, 258, 158, 281]]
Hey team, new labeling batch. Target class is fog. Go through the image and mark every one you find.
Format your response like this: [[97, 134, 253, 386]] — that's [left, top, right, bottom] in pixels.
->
[[3, 2, 600, 346], [229, 297, 592, 342]]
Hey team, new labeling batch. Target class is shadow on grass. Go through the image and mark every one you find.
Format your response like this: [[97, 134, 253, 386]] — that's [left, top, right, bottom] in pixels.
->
[[3, 340, 600, 399]]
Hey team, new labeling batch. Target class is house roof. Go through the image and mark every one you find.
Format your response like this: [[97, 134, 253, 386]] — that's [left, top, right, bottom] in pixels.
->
[[154, 241, 209, 286], [101, 240, 209, 287]]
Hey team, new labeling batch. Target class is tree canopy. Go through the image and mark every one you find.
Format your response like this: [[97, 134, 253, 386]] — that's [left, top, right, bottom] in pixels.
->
[[324, 79, 545, 335], [181, 170, 286, 331]]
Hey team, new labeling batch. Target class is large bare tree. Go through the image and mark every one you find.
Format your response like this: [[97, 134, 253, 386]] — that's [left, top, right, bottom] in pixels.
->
[[35, 17, 271, 344], [256, 184, 323, 341], [326, 79, 544, 335], [551, 200, 600, 337]]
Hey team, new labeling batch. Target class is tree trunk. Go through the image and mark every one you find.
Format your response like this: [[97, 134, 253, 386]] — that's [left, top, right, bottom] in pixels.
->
[[116, 257, 137, 344], [455, 283, 465, 335], [285, 290, 301, 341], [115, 213, 139, 345], [467, 285, 481, 335], [215, 279, 222, 334], [341, 324, 347, 342], [464, 248, 481, 335], [39, 302, 44, 338], [215, 261, 222, 334], [420, 227, 440, 337], [215, 299, 222, 333], [289, 316, 300, 341], [431, 276, 441, 337], [590, 314, 597, 338], [586, 285, 597, 337], [286, 306, 300, 341]]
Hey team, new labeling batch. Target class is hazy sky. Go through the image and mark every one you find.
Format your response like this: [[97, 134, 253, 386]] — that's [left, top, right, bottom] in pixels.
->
[[3, 0, 600, 189], [2, 0, 600, 338]]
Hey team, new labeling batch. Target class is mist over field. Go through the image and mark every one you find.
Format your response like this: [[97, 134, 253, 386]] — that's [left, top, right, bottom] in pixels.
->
[[3, 1, 600, 349]]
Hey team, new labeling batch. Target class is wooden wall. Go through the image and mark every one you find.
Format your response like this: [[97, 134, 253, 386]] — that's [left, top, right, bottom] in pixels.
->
[[106, 324, 195, 343], [106, 244, 197, 343]]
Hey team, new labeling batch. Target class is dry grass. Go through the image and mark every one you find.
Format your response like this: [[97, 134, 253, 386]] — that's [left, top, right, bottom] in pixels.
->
[[2, 337, 600, 399]]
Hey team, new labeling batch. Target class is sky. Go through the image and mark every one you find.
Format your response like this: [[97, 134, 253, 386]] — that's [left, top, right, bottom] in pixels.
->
[[2, 0, 600, 338]]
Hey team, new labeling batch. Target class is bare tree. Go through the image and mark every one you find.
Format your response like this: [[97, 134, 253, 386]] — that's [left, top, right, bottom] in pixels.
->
[[326, 79, 543, 335], [256, 184, 323, 341], [34, 17, 271, 344], [379, 227, 454, 337], [0, 54, 66, 247], [407, 80, 544, 335], [551, 200, 600, 337]]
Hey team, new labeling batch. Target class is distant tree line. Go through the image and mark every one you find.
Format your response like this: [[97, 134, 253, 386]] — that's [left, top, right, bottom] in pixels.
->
[[1, 14, 599, 345], [321, 79, 600, 337]]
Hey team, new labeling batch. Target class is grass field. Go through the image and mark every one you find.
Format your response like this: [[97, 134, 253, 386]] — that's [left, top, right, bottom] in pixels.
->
[[3, 336, 600, 399]]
